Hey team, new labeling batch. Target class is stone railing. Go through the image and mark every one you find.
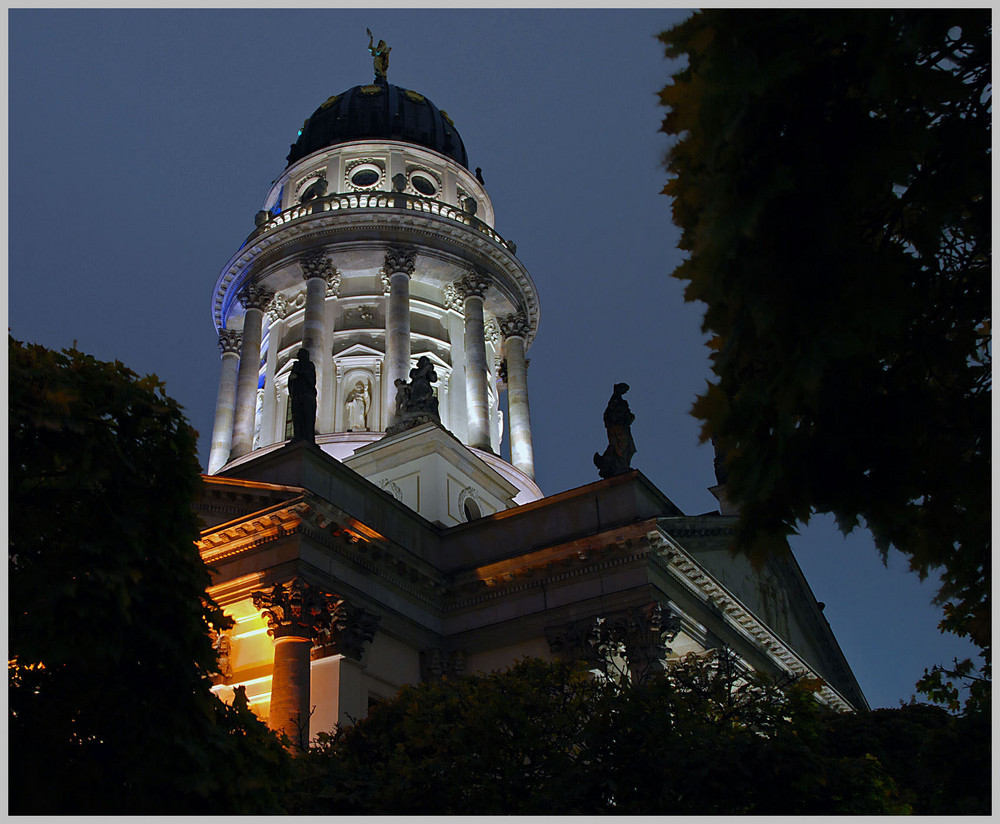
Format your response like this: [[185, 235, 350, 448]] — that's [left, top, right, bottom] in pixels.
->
[[243, 192, 516, 255]]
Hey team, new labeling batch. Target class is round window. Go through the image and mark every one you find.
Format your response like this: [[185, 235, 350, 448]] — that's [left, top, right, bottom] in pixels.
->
[[350, 165, 382, 188], [463, 498, 482, 521], [411, 173, 437, 196]]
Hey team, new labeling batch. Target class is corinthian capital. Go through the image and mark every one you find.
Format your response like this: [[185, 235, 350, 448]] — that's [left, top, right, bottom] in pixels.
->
[[217, 329, 242, 355], [453, 269, 490, 300], [316, 600, 382, 661], [238, 283, 275, 312], [300, 251, 338, 284], [251, 579, 340, 642], [383, 247, 416, 276], [499, 311, 530, 340]]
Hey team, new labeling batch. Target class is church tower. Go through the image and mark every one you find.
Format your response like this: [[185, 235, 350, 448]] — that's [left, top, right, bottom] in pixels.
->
[[206, 48, 542, 522], [196, 43, 866, 745]]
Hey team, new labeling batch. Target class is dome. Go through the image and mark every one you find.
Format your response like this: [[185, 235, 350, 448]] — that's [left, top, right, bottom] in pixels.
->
[[286, 79, 469, 169]]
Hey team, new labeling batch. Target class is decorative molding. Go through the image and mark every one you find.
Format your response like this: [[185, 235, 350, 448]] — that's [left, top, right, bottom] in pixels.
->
[[379, 478, 403, 501], [442, 282, 465, 314], [218, 329, 242, 355], [266, 293, 289, 322], [483, 317, 501, 348]]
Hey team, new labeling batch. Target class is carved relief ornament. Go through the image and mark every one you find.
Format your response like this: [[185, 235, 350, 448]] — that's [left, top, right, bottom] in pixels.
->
[[218, 329, 242, 355], [499, 311, 530, 340], [453, 270, 490, 300], [266, 293, 289, 322], [383, 247, 416, 276], [251, 579, 380, 661], [238, 283, 275, 312]]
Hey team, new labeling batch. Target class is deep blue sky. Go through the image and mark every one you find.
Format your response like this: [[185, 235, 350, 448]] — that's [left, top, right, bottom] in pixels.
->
[[8, 8, 979, 709]]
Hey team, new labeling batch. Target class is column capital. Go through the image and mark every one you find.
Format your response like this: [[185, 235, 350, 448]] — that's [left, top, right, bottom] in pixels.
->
[[218, 329, 242, 355], [238, 283, 275, 312], [545, 601, 681, 684], [251, 579, 380, 661], [383, 246, 416, 276], [299, 251, 341, 294], [499, 311, 530, 340], [454, 269, 490, 300]]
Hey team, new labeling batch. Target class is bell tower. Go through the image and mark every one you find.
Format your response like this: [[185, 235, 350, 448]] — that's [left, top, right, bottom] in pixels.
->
[[206, 42, 542, 519]]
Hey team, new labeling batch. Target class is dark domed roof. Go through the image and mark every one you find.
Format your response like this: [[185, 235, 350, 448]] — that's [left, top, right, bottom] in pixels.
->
[[286, 79, 469, 169]]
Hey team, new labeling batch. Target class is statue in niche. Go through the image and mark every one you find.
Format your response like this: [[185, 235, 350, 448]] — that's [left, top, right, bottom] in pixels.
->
[[345, 379, 371, 431], [288, 348, 317, 443], [593, 382, 636, 479], [367, 29, 391, 80], [387, 356, 441, 435]]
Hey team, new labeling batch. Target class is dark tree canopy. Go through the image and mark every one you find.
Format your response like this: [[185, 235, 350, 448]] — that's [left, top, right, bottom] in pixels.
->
[[658, 11, 991, 654], [8, 338, 291, 814], [289, 656, 912, 815]]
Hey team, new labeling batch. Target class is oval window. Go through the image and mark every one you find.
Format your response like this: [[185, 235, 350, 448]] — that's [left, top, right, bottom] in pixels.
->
[[351, 168, 381, 188], [411, 173, 436, 196], [463, 498, 482, 521]]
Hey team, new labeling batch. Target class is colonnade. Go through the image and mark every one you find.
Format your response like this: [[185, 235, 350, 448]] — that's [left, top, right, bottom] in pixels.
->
[[207, 247, 535, 479]]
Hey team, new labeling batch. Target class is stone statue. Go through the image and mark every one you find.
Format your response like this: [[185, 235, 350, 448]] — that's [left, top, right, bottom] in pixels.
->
[[345, 379, 370, 431], [593, 382, 636, 478], [387, 356, 441, 435], [300, 176, 327, 203], [367, 28, 391, 80], [288, 348, 317, 443]]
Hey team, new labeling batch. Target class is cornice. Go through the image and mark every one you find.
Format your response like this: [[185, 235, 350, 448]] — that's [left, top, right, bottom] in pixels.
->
[[645, 528, 855, 713], [212, 209, 538, 348]]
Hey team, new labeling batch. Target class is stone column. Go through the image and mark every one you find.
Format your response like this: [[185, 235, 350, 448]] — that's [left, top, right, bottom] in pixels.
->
[[500, 312, 535, 479], [299, 252, 339, 435], [455, 270, 492, 450], [251, 580, 380, 750], [383, 247, 416, 426], [230, 284, 274, 460], [207, 329, 242, 474]]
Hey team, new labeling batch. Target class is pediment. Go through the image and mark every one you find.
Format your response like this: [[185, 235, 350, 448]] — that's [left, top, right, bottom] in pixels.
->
[[334, 342, 383, 360]]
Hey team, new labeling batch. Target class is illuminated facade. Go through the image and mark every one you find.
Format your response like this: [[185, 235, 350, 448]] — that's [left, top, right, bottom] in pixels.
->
[[198, 63, 866, 745]]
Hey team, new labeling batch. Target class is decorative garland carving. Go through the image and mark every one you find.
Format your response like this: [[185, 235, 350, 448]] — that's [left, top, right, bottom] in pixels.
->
[[218, 329, 242, 355], [484, 317, 501, 348], [266, 292, 289, 322], [379, 478, 403, 501], [442, 282, 464, 314]]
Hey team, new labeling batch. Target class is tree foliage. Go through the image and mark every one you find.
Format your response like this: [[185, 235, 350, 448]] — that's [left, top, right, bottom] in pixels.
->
[[288, 655, 909, 815], [8, 337, 292, 814], [658, 11, 991, 657]]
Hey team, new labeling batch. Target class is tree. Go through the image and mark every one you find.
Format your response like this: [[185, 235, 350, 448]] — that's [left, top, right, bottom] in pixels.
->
[[658, 11, 991, 659], [9, 338, 292, 814], [288, 655, 907, 815]]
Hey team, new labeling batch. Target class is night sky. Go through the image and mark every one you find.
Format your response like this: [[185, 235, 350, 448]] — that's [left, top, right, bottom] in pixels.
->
[[8, 8, 979, 709]]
